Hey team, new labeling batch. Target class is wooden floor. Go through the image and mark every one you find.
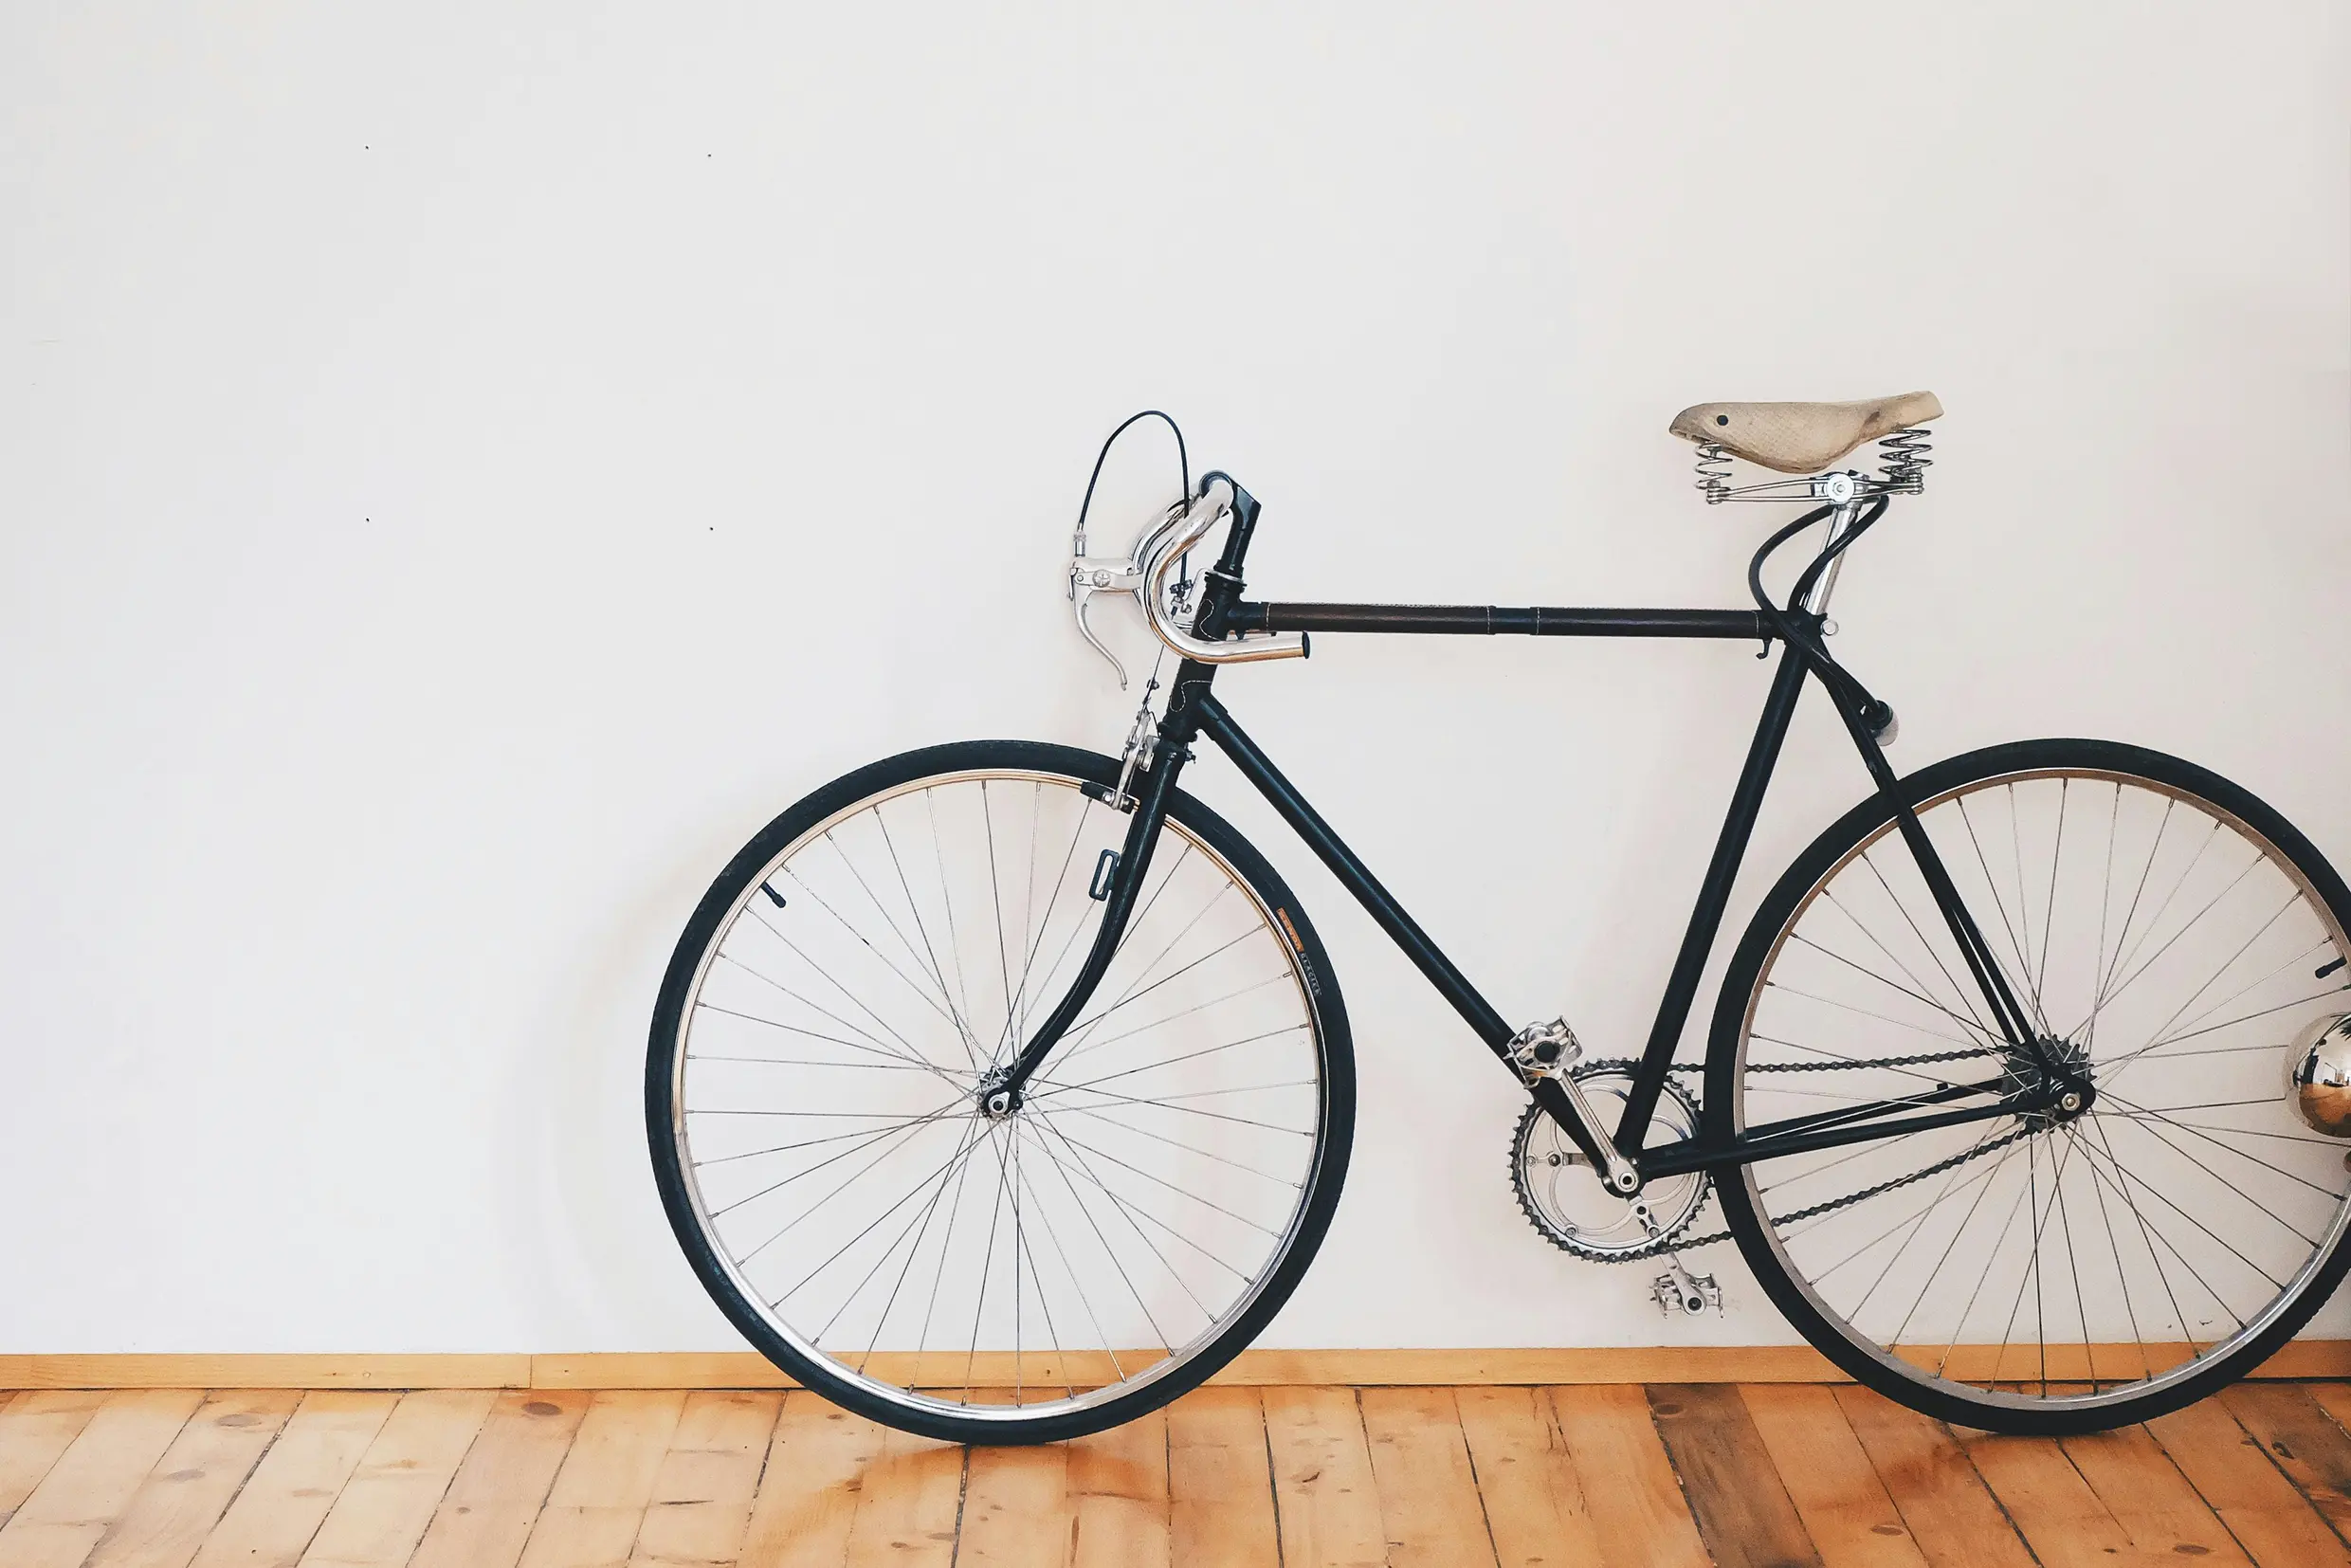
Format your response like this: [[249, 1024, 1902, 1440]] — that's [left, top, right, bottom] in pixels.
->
[[7, 1383, 2351, 1567]]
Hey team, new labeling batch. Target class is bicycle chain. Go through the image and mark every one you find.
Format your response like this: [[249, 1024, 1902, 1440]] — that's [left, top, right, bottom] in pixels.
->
[[1665, 1125, 2032, 1255], [1695, 1046, 2000, 1076], [1560, 1046, 2014, 1260]]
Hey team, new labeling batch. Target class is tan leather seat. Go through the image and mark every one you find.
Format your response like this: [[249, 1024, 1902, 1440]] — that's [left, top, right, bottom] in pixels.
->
[[1669, 392, 1942, 474]]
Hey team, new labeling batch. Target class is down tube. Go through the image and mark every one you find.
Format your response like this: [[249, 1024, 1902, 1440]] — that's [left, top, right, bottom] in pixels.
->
[[1613, 643, 1811, 1156], [1194, 693, 1683, 1174], [1190, 695, 1521, 1058]]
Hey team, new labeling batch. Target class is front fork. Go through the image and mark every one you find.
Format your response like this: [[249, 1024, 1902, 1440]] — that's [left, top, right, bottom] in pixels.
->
[[993, 662, 1216, 1109], [999, 472, 1264, 1106]]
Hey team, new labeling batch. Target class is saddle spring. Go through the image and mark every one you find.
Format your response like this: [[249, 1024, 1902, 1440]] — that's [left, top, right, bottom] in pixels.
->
[[1693, 442, 1735, 503], [1874, 427, 1933, 494], [1689, 427, 1934, 503]]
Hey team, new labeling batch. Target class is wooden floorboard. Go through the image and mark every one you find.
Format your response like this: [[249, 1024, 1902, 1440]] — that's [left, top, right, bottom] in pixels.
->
[[0, 1390, 206, 1568], [1167, 1387, 1278, 1568], [0, 1392, 112, 1530], [300, 1389, 494, 1568], [959, 1442, 1071, 1566], [2147, 1395, 2351, 1568], [838, 1422, 962, 1568], [406, 1390, 588, 1568], [2062, 1422, 2256, 1563], [1647, 1382, 1823, 1568], [1740, 1384, 1928, 1568], [186, 1391, 395, 1568], [1065, 1407, 1169, 1568], [84, 1388, 301, 1568], [15, 1379, 2350, 1565], [735, 1392, 881, 1568], [2223, 1381, 2351, 1545], [1548, 1382, 1712, 1568], [1832, 1386, 2038, 1568], [512, 1389, 683, 1568], [1358, 1387, 1496, 1568], [629, 1389, 778, 1568], [1454, 1386, 1609, 1568], [1262, 1386, 1384, 1568]]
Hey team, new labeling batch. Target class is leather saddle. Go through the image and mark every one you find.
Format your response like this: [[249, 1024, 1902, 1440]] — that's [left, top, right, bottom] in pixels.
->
[[1669, 392, 1942, 474]]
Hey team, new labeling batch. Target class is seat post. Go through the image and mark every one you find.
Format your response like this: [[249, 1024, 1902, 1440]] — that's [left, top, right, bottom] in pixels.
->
[[1804, 495, 1864, 616]]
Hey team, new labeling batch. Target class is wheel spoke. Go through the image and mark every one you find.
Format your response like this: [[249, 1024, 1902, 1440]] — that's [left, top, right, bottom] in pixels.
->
[[877, 811, 988, 1073], [1009, 1125, 1125, 1389], [853, 1116, 988, 1376], [709, 953, 948, 1081], [799, 842, 975, 1054], [1764, 980, 1984, 1048], [1786, 932, 2008, 1042], [2096, 819, 2229, 1017], [2090, 1094, 2331, 1233], [1953, 793, 2050, 1034], [1027, 1114, 1227, 1310], [709, 1101, 968, 1220], [1832, 867, 2001, 1046], [2066, 1124, 2253, 1327], [1886, 1134, 2025, 1349], [2102, 975, 2345, 1078]]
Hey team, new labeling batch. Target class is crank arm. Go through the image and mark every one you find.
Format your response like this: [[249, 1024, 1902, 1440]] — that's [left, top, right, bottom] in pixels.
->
[[1531, 1076, 1642, 1195]]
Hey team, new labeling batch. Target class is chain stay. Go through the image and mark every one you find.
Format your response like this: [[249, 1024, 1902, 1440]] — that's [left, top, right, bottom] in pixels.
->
[[1572, 1046, 2011, 1259]]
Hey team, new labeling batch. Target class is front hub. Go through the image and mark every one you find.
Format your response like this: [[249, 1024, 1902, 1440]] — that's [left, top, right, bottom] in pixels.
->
[[977, 1069, 1019, 1121]]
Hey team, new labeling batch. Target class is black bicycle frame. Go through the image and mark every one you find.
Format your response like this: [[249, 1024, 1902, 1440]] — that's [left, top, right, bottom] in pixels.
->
[[1000, 480, 2061, 1186]]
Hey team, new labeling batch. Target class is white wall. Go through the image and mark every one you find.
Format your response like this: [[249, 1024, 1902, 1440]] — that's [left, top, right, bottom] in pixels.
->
[[3, 1, 2346, 1354]]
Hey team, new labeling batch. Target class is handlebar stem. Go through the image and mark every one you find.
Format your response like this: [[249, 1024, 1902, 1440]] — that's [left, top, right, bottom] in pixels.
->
[[1134, 479, 1309, 667]]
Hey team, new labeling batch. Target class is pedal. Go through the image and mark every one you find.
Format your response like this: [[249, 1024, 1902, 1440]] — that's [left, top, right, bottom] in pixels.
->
[[1508, 1018, 1582, 1080], [1651, 1253, 1723, 1318]]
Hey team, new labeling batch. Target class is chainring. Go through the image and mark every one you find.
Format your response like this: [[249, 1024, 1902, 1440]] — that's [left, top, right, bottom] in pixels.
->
[[1510, 1059, 1712, 1263]]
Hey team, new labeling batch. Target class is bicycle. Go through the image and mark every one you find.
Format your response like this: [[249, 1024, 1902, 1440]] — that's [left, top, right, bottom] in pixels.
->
[[647, 395, 2351, 1443]]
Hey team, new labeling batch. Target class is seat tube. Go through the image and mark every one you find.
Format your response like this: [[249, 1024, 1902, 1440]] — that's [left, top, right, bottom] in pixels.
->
[[1614, 643, 1812, 1157]]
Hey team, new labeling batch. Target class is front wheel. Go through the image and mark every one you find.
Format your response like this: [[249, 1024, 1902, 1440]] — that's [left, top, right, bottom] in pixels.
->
[[647, 740, 1354, 1444], [1708, 738, 2351, 1434]]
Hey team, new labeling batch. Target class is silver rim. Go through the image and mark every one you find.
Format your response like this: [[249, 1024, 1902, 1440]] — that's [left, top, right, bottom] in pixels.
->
[[666, 767, 1328, 1425], [1736, 767, 2351, 1412]]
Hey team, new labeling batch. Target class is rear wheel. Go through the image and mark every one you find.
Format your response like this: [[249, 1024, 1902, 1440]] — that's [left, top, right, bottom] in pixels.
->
[[648, 740, 1353, 1444], [1709, 739, 2351, 1433]]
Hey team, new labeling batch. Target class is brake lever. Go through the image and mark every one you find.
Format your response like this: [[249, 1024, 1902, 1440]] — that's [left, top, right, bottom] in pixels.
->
[[1068, 500, 1184, 689], [1068, 554, 1142, 688]]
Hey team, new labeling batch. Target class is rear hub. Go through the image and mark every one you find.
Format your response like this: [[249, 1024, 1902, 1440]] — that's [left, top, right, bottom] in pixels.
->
[[2001, 1036, 2093, 1130]]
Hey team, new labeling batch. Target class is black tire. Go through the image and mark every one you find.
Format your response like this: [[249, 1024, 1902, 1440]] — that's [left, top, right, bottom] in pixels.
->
[[1707, 738, 2351, 1435], [647, 739, 1355, 1445]]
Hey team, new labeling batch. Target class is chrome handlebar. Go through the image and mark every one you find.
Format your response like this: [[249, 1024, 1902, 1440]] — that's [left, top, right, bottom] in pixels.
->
[[1068, 476, 1306, 686], [1139, 480, 1308, 667]]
